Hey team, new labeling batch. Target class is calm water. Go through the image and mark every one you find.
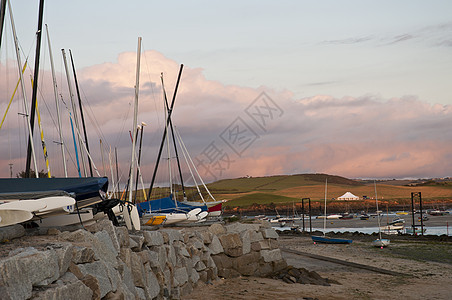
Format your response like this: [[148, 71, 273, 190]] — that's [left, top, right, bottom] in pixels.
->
[[275, 225, 451, 236]]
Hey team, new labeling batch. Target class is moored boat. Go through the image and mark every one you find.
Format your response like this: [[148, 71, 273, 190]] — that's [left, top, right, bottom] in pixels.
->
[[311, 235, 353, 244]]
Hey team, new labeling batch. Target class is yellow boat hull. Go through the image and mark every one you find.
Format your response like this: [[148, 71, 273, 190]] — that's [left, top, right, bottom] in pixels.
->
[[143, 215, 166, 226]]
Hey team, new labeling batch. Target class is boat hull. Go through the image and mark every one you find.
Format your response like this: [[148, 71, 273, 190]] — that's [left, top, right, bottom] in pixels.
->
[[372, 239, 390, 247], [311, 235, 352, 244]]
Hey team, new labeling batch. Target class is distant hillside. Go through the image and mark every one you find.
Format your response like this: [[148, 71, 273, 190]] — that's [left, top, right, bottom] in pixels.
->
[[207, 173, 362, 194], [205, 173, 452, 210]]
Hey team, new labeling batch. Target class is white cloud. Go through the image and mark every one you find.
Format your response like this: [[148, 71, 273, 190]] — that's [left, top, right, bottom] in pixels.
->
[[1, 51, 451, 183]]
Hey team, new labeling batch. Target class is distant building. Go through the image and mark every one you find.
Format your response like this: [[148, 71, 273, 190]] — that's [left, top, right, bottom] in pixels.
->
[[337, 192, 360, 201]]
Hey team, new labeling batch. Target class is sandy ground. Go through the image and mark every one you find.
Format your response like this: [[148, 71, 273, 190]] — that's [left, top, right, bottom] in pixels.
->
[[183, 235, 452, 300]]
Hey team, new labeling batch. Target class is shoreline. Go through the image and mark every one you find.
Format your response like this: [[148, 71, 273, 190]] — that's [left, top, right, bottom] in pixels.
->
[[184, 232, 452, 300]]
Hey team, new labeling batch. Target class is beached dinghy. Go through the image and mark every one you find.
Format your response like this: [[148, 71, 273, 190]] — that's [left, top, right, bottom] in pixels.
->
[[311, 178, 353, 244], [372, 181, 390, 248], [0, 209, 33, 227], [311, 235, 353, 244]]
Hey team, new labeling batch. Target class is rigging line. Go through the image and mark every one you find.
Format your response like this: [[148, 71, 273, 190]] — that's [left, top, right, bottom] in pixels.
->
[[58, 95, 82, 173], [78, 85, 109, 145], [175, 128, 204, 202], [111, 100, 132, 148], [0, 60, 27, 130], [140, 43, 160, 121], [140, 48, 162, 156], [175, 126, 215, 202], [30, 75, 51, 178]]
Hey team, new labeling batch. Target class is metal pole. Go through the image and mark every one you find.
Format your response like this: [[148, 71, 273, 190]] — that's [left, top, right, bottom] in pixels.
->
[[8, 0, 38, 177], [134, 122, 146, 202], [62, 49, 86, 176], [419, 192, 424, 236], [0, 0, 7, 49], [115, 147, 119, 198], [410, 192, 416, 235], [309, 198, 312, 233], [301, 198, 305, 232], [25, 0, 44, 178], [148, 64, 184, 199], [46, 24, 67, 177], [69, 49, 92, 176], [128, 37, 141, 204]]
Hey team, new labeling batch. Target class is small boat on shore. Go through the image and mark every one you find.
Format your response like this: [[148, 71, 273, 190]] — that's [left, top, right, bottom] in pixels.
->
[[311, 235, 353, 244], [360, 214, 370, 220], [405, 227, 426, 235], [372, 238, 390, 248], [311, 178, 353, 245], [372, 181, 390, 248]]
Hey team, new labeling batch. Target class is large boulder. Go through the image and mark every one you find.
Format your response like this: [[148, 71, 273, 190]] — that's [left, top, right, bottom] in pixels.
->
[[218, 233, 243, 257]]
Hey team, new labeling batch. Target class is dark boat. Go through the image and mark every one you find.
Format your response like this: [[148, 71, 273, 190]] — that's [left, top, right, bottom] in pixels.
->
[[311, 235, 353, 244], [0, 177, 109, 208], [360, 214, 370, 220]]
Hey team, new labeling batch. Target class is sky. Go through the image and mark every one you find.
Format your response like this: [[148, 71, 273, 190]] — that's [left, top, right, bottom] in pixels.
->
[[0, 0, 451, 183]]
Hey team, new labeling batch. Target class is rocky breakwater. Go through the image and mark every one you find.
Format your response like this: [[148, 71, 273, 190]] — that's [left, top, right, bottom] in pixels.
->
[[0, 220, 286, 299]]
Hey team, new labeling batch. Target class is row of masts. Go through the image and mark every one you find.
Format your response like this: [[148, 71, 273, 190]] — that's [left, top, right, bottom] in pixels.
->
[[1, 2, 203, 205], [0, 0, 98, 179]]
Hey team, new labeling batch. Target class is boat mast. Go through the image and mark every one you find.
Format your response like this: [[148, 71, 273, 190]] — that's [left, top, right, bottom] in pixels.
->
[[147, 64, 183, 199], [7, 0, 38, 177], [161, 74, 187, 200], [62, 48, 87, 176], [46, 24, 67, 177], [128, 36, 141, 204], [115, 147, 119, 198], [25, 0, 44, 178], [134, 122, 147, 202], [323, 178, 327, 237], [0, 0, 6, 49], [69, 49, 93, 176], [375, 181, 382, 240]]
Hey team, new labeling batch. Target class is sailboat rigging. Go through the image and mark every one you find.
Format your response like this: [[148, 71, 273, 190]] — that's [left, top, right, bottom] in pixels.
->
[[372, 181, 390, 248], [311, 177, 352, 244]]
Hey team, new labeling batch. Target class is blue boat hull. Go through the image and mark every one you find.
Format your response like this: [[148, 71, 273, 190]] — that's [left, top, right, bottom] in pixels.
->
[[311, 235, 353, 244], [136, 194, 207, 217]]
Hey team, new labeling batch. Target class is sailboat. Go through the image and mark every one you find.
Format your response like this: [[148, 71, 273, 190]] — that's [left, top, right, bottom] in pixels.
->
[[311, 178, 352, 244], [372, 181, 390, 248], [136, 66, 208, 225]]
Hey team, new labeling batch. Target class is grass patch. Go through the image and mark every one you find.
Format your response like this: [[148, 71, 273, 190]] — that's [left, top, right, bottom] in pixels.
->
[[383, 241, 452, 264], [224, 193, 298, 208]]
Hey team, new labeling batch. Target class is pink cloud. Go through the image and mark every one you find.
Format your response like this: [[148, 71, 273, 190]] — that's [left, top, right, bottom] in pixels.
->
[[1, 51, 451, 183]]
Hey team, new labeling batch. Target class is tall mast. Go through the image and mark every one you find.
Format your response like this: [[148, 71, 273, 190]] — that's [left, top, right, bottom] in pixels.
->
[[115, 147, 119, 198], [100, 139, 106, 176], [134, 122, 146, 202], [128, 37, 141, 203], [62, 49, 87, 176], [323, 178, 327, 237], [7, 0, 38, 177], [69, 49, 93, 176], [147, 64, 183, 199], [25, 0, 44, 178], [0, 0, 6, 49], [375, 181, 382, 240], [161, 74, 186, 200], [46, 24, 67, 177]]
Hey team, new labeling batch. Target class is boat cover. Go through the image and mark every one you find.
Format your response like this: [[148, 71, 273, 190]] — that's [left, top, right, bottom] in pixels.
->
[[0, 177, 108, 201], [136, 194, 207, 217]]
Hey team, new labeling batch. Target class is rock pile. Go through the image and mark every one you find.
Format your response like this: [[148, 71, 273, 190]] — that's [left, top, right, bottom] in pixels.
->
[[0, 219, 287, 299], [268, 266, 340, 286]]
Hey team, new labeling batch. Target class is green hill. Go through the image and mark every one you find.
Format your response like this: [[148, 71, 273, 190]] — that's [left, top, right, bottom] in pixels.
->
[[207, 173, 362, 194], [225, 193, 298, 208]]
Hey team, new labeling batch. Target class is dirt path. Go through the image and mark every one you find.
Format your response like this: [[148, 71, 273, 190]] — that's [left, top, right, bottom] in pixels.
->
[[183, 236, 452, 300]]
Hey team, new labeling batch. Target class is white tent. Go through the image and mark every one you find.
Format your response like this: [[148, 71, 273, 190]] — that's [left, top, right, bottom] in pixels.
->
[[337, 192, 360, 201]]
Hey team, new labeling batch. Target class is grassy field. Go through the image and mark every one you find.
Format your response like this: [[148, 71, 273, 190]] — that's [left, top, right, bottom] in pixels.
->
[[205, 174, 452, 209], [130, 174, 452, 209]]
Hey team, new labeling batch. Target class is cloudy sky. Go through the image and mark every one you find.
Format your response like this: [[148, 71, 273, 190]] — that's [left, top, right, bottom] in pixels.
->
[[1, 0, 451, 183]]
